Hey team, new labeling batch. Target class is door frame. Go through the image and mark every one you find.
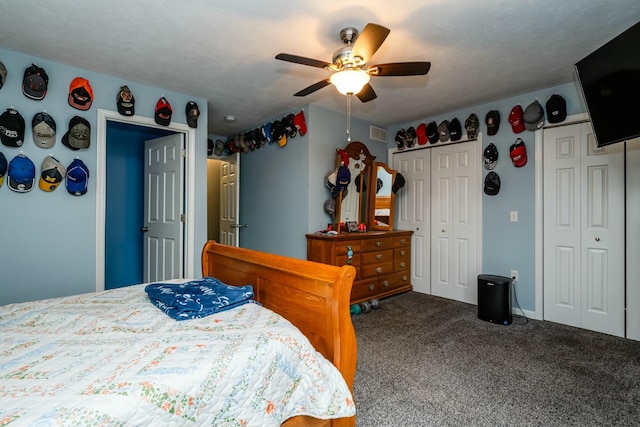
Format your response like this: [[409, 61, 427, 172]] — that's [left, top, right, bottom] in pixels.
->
[[95, 108, 197, 292], [534, 112, 590, 320]]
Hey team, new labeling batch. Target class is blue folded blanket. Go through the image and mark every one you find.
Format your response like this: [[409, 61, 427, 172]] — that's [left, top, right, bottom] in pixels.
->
[[144, 277, 256, 320]]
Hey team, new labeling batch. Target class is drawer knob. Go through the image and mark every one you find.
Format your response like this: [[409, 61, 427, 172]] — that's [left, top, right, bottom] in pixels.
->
[[400, 250, 405, 256], [376, 267, 382, 273], [402, 275, 408, 281], [376, 254, 382, 260], [400, 239, 406, 244], [375, 241, 382, 247], [400, 262, 406, 268], [382, 280, 389, 287], [368, 284, 375, 291]]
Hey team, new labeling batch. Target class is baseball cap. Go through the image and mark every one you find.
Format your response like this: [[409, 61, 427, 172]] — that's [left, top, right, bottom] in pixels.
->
[[465, 113, 480, 140], [426, 121, 439, 144], [261, 122, 272, 144], [416, 123, 428, 145], [39, 156, 66, 192], [484, 143, 499, 170], [116, 85, 135, 116], [449, 118, 462, 141], [8, 154, 35, 192], [155, 97, 172, 126], [392, 173, 406, 194], [524, 100, 545, 131], [185, 101, 199, 128], [293, 111, 307, 136], [405, 126, 416, 148], [508, 105, 525, 133], [438, 120, 450, 142], [485, 110, 500, 136], [0, 151, 7, 186], [510, 138, 528, 167], [62, 116, 91, 150], [484, 171, 501, 196], [0, 61, 7, 89], [270, 120, 285, 147], [546, 94, 567, 124], [22, 64, 49, 100], [395, 129, 407, 150], [68, 77, 94, 110], [0, 108, 26, 147], [32, 112, 57, 148], [66, 158, 89, 195], [324, 198, 336, 217]]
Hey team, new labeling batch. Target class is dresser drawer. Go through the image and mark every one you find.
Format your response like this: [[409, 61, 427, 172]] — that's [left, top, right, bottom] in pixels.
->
[[361, 260, 394, 277], [378, 271, 411, 291], [393, 235, 411, 247], [334, 253, 361, 271], [394, 247, 410, 271], [361, 237, 393, 252], [361, 249, 393, 265], [351, 278, 378, 301], [335, 240, 362, 255]]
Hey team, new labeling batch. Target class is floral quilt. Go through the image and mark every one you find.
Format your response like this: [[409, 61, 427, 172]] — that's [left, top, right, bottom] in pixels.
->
[[0, 283, 355, 426]]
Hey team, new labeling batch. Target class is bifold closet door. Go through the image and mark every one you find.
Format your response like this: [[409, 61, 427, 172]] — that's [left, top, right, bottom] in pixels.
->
[[430, 141, 480, 304], [394, 149, 431, 294], [543, 122, 624, 337]]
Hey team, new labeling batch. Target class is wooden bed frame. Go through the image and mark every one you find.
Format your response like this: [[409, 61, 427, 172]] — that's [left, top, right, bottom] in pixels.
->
[[201, 241, 357, 427]]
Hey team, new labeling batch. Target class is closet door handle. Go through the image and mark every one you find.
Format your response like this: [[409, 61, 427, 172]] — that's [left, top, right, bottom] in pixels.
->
[[595, 237, 600, 242]]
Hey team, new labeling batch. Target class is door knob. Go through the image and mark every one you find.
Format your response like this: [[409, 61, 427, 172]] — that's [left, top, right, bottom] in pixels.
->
[[595, 237, 600, 241], [141, 226, 149, 232]]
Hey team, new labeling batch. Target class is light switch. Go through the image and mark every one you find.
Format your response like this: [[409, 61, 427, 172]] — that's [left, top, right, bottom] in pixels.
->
[[510, 211, 518, 222]]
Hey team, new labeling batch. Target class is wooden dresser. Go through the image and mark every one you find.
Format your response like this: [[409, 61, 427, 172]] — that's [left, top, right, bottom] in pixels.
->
[[306, 230, 413, 304]]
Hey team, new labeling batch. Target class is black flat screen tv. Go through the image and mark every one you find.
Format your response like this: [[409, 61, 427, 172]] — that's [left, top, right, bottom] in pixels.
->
[[575, 21, 640, 147]]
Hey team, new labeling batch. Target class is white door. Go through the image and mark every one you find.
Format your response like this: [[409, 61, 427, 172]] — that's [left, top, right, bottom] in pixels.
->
[[626, 138, 640, 341], [394, 149, 431, 294], [543, 122, 625, 337], [430, 141, 480, 304], [220, 152, 240, 246], [143, 134, 184, 282]]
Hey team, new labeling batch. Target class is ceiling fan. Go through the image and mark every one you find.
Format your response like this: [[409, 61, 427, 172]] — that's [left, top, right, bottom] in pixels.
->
[[275, 23, 431, 102]]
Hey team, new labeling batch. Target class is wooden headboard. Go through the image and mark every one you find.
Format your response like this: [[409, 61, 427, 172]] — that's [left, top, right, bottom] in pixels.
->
[[201, 241, 357, 427]]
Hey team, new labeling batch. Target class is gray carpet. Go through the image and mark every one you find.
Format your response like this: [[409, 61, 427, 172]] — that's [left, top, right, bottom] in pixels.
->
[[351, 292, 640, 427]]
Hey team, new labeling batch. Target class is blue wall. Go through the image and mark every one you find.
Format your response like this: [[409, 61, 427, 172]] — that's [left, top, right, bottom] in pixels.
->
[[240, 104, 389, 258], [388, 81, 587, 313], [0, 48, 208, 305]]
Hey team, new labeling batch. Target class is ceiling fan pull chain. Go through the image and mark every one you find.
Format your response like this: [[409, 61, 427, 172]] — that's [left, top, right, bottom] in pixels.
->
[[346, 94, 352, 141]]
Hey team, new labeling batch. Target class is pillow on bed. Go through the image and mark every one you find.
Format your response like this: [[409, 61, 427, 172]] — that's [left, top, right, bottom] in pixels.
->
[[145, 277, 257, 320]]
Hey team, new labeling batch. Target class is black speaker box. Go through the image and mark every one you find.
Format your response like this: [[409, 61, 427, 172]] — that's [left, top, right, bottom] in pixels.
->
[[477, 274, 512, 325]]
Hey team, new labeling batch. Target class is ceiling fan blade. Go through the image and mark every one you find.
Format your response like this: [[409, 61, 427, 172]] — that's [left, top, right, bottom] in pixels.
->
[[275, 53, 331, 69], [356, 83, 377, 103], [294, 79, 331, 97], [369, 62, 432, 76], [350, 23, 390, 64]]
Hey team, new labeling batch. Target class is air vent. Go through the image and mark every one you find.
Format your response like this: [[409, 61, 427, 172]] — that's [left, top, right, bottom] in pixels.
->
[[370, 125, 388, 143]]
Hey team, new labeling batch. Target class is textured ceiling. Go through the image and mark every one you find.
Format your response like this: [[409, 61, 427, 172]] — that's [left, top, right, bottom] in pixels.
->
[[0, 1, 638, 137]]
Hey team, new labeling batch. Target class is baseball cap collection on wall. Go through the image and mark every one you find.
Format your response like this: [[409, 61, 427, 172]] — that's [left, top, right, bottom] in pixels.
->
[[0, 60, 203, 197], [392, 94, 567, 197]]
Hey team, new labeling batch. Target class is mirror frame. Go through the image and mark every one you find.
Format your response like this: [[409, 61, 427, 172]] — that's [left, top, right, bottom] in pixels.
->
[[334, 141, 376, 231], [368, 162, 396, 231]]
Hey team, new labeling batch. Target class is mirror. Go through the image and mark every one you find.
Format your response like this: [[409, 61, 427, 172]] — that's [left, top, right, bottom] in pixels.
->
[[368, 162, 396, 231], [335, 142, 376, 228]]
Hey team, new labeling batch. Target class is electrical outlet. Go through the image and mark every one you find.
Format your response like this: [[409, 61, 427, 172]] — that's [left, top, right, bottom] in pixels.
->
[[511, 270, 519, 282]]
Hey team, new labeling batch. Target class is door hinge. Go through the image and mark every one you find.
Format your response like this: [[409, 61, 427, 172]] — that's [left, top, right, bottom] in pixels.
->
[[180, 213, 186, 222]]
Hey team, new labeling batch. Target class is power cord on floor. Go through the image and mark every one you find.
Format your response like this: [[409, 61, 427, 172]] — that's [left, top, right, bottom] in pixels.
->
[[511, 280, 529, 324]]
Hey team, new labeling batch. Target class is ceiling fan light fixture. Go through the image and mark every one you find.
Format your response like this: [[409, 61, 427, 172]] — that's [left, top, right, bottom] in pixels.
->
[[330, 69, 370, 95]]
